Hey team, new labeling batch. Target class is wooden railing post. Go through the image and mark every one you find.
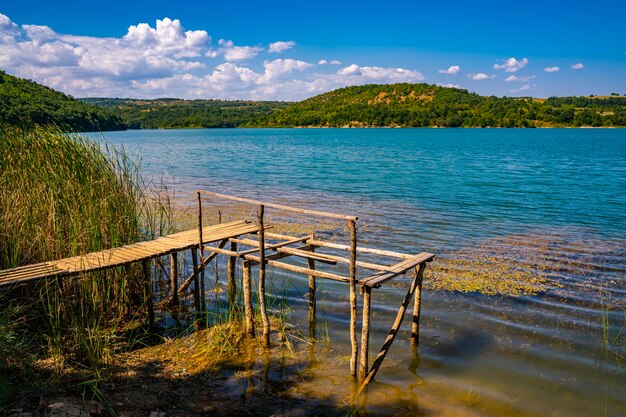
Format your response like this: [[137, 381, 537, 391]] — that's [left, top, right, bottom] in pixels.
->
[[191, 247, 201, 313], [242, 260, 255, 337], [348, 219, 358, 378], [257, 204, 270, 347]]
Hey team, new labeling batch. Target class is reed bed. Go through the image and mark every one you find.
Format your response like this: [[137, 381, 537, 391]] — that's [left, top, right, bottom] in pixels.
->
[[0, 126, 173, 405]]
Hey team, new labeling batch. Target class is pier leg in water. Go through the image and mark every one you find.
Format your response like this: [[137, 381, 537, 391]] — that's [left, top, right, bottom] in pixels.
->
[[257, 205, 270, 347], [348, 219, 359, 378], [227, 241, 237, 314], [242, 261, 255, 337], [307, 235, 317, 340], [142, 259, 154, 329], [191, 247, 201, 322], [170, 252, 179, 307], [196, 191, 206, 315], [359, 285, 372, 381], [411, 265, 424, 347], [360, 263, 427, 391]]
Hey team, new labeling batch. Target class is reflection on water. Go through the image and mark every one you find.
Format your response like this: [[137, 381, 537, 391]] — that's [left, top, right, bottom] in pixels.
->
[[90, 128, 626, 416]]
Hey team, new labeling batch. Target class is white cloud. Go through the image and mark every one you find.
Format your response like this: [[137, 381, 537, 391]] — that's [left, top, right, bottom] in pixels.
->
[[510, 84, 533, 93], [438, 65, 460, 74], [571, 63, 584, 70], [218, 39, 263, 61], [544, 66, 560, 73], [0, 13, 427, 100], [505, 74, 535, 82], [437, 83, 462, 89], [268, 41, 295, 54], [467, 73, 495, 80], [258, 58, 312, 83], [493, 57, 529, 73]]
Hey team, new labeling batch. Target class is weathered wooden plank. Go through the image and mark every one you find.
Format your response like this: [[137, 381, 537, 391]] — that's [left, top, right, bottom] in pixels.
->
[[358, 252, 434, 288]]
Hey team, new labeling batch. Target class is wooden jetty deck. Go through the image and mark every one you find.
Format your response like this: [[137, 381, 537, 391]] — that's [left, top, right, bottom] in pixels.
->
[[0, 190, 434, 390]]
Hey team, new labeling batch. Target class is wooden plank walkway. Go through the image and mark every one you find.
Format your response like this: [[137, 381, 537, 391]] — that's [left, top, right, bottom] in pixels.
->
[[0, 220, 259, 288]]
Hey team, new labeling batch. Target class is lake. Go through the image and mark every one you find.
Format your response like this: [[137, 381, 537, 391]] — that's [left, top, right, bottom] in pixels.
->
[[89, 128, 625, 416]]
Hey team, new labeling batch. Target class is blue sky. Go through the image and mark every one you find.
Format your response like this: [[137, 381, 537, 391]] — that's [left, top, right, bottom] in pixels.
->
[[1, 0, 625, 100]]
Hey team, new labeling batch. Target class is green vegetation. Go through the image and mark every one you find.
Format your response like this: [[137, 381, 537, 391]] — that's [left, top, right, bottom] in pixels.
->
[[0, 71, 126, 132], [0, 125, 172, 406], [247, 83, 626, 128], [80, 97, 291, 129]]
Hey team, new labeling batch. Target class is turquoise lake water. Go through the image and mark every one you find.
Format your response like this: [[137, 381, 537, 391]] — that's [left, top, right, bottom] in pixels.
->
[[91, 128, 625, 416]]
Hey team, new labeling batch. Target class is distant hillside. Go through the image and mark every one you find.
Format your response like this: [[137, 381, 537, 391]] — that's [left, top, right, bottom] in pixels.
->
[[81, 97, 292, 129], [248, 83, 626, 128], [0, 71, 126, 132]]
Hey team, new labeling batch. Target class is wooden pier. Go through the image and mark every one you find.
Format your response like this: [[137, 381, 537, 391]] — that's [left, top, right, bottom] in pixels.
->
[[0, 190, 434, 388]]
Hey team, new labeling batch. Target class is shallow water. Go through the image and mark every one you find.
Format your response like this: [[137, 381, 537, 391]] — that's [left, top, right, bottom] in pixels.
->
[[89, 128, 625, 416]]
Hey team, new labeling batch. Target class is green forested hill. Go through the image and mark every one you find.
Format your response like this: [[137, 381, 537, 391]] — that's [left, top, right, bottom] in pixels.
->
[[0, 71, 126, 132], [248, 83, 626, 128], [80, 98, 292, 129]]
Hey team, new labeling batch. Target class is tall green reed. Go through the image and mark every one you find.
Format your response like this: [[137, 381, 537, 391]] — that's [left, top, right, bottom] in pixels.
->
[[0, 125, 172, 375]]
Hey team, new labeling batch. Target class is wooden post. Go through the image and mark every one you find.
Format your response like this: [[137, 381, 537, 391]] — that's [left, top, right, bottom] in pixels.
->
[[348, 219, 358, 378], [170, 252, 179, 306], [227, 241, 238, 311], [191, 247, 201, 313], [359, 285, 371, 381], [411, 265, 424, 346], [257, 205, 270, 347], [307, 236, 317, 340], [360, 263, 427, 390], [142, 259, 155, 329], [242, 261, 255, 337], [197, 191, 206, 313]]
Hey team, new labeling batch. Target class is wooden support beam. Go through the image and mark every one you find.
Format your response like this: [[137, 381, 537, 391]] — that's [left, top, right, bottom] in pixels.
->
[[275, 247, 338, 265], [197, 191, 206, 314], [170, 252, 179, 307], [178, 240, 228, 294], [191, 247, 200, 313], [359, 286, 372, 382], [258, 205, 270, 347], [235, 236, 310, 256], [348, 219, 358, 378], [307, 238, 413, 260], [244, 256, 350, 282], [227, 241, 237, 309], [411, 265, 424, 346], [142, 259, 155, 329], [307, 234, 316, 340], [242, 261, 255, 337], [360, 263, 427, 390]]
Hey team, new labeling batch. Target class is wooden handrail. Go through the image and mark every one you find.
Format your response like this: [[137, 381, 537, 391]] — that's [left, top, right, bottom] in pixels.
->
[[196, 190, 358, 221]]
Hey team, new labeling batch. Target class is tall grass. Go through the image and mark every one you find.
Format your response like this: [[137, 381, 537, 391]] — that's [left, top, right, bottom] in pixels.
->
[[0, 125, 172, 381]]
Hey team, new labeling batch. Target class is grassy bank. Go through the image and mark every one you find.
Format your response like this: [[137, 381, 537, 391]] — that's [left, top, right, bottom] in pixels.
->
[[0, 126, 172, 408]]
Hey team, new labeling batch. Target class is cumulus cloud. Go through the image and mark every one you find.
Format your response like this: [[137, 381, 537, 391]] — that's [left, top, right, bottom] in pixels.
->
[[217, 39, 263, 61], [493, 57, 529, 73], [505, 75, 535, 82], [510, 84, 533, 93], [268, 41, 295, 53], [571, 63, 584, 70], [336, 64, 425, 82], [467, 73, 495, 81], [437, 83, 462, 89], [438, 65, 460, 74], [0, 13, 427, 100], [544, 66, 560, 72]]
